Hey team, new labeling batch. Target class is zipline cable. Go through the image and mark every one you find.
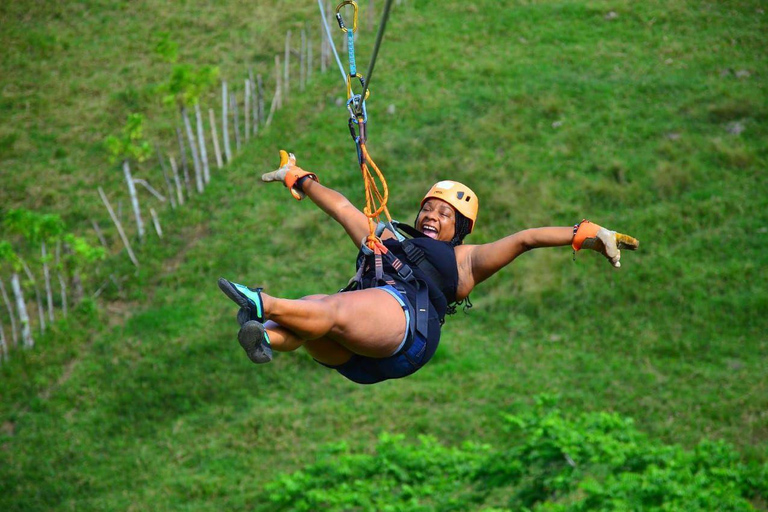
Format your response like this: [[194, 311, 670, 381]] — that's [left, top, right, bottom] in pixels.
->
[[360, 0, 394, 102], [317, 0, 348, 85]]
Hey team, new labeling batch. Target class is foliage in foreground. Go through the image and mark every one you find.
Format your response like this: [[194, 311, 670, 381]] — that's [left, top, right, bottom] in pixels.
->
[[262, 397, 768, 512]]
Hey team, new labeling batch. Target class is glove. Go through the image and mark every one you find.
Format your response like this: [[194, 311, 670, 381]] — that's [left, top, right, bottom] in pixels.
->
[[572, 220, 639, 269], [261, 150, 318, 200]]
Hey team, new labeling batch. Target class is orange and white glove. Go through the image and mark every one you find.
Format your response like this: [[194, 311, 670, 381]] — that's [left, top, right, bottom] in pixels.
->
[[261, 150, 318, 200], [572, 220, 639, 268]]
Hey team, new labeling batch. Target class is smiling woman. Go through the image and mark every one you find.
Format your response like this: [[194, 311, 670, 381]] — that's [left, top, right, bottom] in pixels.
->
[[218, 151, 639, 384]]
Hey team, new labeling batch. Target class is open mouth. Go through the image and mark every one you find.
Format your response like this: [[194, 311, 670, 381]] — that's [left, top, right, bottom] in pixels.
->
[[421, 224, 438, 239]]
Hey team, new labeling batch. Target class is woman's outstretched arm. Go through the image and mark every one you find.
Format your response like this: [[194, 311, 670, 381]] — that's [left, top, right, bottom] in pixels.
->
[[458, 227, 573, 290], [301, 179, 370, 247], [456, 223, 637, 297], [261, 151, 370, 248]]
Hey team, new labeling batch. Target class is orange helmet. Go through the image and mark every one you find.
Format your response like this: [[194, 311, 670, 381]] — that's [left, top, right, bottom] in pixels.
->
[[421, 180, 479, 233]]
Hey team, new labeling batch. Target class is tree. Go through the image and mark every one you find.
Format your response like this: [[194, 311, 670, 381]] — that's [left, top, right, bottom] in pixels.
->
[[105, 113, 153, 242]]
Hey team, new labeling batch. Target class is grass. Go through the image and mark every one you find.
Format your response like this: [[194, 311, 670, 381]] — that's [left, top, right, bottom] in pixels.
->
[[1, 0, 767, 510]]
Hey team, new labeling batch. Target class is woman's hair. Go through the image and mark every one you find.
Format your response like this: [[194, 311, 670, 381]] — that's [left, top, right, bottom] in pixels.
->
[[450, 210, 472, 247], [413, 209, 472, 247]]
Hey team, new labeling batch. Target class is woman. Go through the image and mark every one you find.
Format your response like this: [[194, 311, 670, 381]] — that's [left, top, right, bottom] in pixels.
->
[[219, 151, 638, 384]]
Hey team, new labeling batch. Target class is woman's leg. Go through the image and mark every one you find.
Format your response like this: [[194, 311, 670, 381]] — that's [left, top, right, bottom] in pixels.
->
[[261, 288, 407, 359], [264, 320, 354, 366]]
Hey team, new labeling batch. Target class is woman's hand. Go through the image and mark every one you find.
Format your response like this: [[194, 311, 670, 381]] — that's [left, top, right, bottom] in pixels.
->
[[574, 222, 639, 268], [261, 150, 317, 200]]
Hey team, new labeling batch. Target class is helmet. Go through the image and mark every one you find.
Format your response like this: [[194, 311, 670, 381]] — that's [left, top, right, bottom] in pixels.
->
[[421, 180, 479, 233]]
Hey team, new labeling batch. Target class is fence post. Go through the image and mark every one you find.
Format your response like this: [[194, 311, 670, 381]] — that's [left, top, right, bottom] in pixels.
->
[[176, 127, 192, 198], [169, 156, 185, 206], [182, 106, 204, 193], [284, 30, 291, 103], [11, 273, 33, 348], [0, 278, 19, 347], [244, 79, 251, 141], [194, 103, 211, 185], [231, 92, 241, 152], [42, 241, 54, 323], [249, 69, 258, 135], [156, 146, 177, 209], [222, 80, 233, 163], [300, 29, 307, 91], [149, 208, 163, 239], [98, 187, 139, 267], [122, 159, 145, 241], [208, 108, 223, 169]]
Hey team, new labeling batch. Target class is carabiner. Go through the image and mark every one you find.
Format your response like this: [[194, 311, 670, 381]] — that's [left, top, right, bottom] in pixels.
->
[[347, 95, 368, 123], [335, 1, 358, 33], [346, 73, 370, 102]]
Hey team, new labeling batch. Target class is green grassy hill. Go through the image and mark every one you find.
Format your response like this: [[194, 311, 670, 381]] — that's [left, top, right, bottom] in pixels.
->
[[1, 0, 767, 510]]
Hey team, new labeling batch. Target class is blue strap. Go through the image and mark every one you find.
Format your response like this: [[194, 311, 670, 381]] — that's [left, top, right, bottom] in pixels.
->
[[347, 31, 356, 75]]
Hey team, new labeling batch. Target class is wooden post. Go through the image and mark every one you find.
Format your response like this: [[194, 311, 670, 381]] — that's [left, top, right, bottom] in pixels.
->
[[11, 273, 33, 348], [284, 30, 291, 102], [208, 108, 223, 169], [42, 241, 54, 323], [275, 55, 283, 110], [169, 156, 185, 206], [19, 257, 45, 333], [122, 159, 145, 241], [182, 106, 203, 194], [19, 258, 44, 333], [231, 92, 241, 152], [194, 103, 211, 185], [90, 219, 108, 248], [58, 273, 67, 319], [320, 20, 327, 73], [0, 278, 18, 347], [62, 243, 84, 305], [133, 179, 166, 202], [150, 208, 163, 239], [0, 316, 7, 362], [98, 187, 139, 267], [222, 80, 233, 163], [266, 69, 281, 127], [308, 36, 313, 82], [244, 79, 251, 141], [257, 74, 265, 124], [176, 127, 192, 197], [249, 69, 258, 135], [56, 241, 66, 318], [156, 147, 177, 209], [300, 29, 306, 91]]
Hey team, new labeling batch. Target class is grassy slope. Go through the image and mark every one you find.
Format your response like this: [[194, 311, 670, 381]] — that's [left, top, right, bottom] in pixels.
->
[[1, 0, 767, 509]]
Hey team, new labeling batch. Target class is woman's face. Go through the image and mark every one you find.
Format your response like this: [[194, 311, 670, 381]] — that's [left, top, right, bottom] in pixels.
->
[[416, 198, 456, 242]]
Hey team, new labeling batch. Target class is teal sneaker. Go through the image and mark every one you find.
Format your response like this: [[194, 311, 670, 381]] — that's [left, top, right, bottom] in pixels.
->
[[238, 320, 273, 364], [218, 278, 265, 326]]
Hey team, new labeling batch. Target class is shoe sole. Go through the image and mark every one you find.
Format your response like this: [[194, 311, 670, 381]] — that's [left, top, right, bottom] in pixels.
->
[[218, 278, 251, 310], [238, 320, 273, 364], [218, 278, 264, 323]]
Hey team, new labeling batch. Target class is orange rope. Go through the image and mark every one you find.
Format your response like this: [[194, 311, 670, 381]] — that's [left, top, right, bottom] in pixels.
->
[[359, 142, 391, 249]]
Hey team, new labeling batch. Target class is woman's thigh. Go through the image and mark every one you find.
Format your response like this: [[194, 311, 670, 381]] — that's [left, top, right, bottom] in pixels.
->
[[325, 287, 408, 358]]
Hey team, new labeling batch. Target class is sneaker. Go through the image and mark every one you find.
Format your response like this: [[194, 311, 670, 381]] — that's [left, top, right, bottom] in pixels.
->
[[218, 278, 265, 325], [238, 320, 273, 364]]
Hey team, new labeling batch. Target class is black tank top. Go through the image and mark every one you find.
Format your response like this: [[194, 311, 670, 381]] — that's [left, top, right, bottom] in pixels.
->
[[356, 237, 459, 320]]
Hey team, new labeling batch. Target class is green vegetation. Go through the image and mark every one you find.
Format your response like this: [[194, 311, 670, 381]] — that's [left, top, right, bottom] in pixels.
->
[[264, 396, 767, 511], [1, 0, 766, 510]]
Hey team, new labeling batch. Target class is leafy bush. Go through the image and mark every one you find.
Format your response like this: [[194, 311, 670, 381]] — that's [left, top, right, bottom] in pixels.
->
[[260, 397, 767, 511]]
